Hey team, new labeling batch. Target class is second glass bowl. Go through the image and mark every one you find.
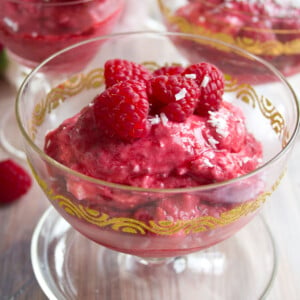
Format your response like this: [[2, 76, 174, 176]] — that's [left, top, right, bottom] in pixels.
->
[[0, 0, 125, 69], [157, 0, 300, 78]]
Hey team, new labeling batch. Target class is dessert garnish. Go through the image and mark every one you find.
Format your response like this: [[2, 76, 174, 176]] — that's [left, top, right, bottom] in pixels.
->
[[93, 58, 226, 141]]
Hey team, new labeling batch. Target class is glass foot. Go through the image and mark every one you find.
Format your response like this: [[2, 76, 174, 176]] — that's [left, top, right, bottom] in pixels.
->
[[31, 207, 277, 300], [0, 108, 26, 160]]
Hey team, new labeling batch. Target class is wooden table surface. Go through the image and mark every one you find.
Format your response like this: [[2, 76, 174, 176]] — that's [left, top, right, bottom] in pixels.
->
[[1, 1, 300, 299]]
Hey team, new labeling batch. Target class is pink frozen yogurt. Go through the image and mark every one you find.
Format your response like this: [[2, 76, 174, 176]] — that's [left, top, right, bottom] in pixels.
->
[[45, 101, 262, 190]]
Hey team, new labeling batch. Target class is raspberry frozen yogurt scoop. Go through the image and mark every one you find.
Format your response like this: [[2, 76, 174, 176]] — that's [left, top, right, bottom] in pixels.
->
[[44, 58, 262, 190]]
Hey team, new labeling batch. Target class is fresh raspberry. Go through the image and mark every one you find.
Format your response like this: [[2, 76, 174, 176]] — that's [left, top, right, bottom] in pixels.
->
[[0, 159, 32, 204], [104, 59, 152, 88], [93, 80, 150, 141], [148, 75, 201, 122], [153, 65, 184, 77], [183, 62, 225, 115]]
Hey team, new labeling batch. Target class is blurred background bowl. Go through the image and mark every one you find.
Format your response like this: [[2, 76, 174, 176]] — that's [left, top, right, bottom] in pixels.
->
[[157, 0, 300, 78]]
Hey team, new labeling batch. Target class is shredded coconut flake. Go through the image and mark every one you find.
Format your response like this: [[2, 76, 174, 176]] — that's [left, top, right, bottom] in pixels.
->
[[149, 115, 161, 125], [3, 17, 18, 32], [193, 128, 202, 140], [208, 111, 229, 138], [133, 165, 140, 173], [242, 157, 251, 164], [200, 75, 210, 88], [184, 73, 197, 79], [207, 151, 215, 159], [175, 88, 187, 101], [159, 141, 165, 148], [160, 113, 169, 126], [46, 139, 52, 148], [203, 158, 214, 168], [198, 16, 206, 23], [208, 137, 219, 148]]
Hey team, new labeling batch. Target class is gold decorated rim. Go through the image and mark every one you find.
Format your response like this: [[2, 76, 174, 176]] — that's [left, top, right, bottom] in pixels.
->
[[157, 0, 300, 56]]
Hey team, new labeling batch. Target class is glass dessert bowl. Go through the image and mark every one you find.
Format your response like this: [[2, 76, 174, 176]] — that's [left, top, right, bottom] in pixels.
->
[[157, 0, 300, 78], [16, 32, 299, 299], [0, 0, 125, 160], [0, 0, 125, 69]]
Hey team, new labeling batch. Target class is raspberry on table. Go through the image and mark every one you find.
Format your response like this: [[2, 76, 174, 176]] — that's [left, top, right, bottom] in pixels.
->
[[183, 62, 225, 115], [148, 75, 201, 122], [0, 159, 32, 204], [104, 59, 152, 88], [93, 79, 150, 141]]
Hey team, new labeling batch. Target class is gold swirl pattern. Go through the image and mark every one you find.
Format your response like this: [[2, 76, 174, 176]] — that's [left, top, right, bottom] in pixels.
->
[[46, 68, 104, 114], [236, 84, 257, 108], [30, 98, 48, 139], [236, 37, 284, 56], [224, 75, 285, 136], [28, 158, 285, 235], [158, 0, 300, 56], [30, 68, 104, 139], [82, 68, 105, 90]]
